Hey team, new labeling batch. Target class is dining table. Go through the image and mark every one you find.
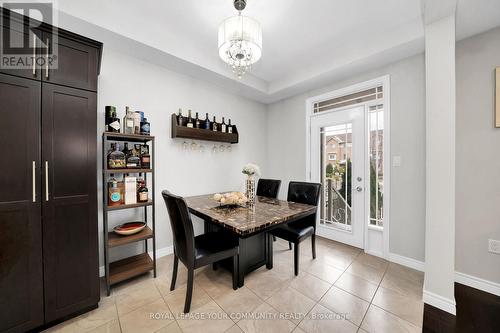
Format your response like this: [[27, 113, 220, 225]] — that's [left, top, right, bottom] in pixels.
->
[[184, 194, 318, 287]]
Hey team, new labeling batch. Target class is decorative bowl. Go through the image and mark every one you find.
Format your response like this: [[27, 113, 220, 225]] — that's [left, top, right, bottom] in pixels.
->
[[213, 192, 248, 206], [113, 222, 146, 236]]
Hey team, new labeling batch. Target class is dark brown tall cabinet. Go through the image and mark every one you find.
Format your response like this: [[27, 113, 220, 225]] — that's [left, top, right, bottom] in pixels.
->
[[0, 9, 102, 333]]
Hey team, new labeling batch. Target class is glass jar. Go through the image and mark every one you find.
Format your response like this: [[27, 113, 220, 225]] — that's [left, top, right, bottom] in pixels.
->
[[108, 176, 122, 206], [108, 143, 126, 169]]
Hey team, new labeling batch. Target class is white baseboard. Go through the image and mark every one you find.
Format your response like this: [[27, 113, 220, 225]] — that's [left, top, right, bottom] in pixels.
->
[[423, 289, 456, 315], [388, 252, 425, 272], [455, 271, 500, 296], [99, 245, 174, 277], [388, 253, 500, 301], [365, 249, 384, 258]]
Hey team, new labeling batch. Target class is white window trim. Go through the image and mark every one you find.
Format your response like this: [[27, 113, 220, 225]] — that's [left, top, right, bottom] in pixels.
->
[[305, 75, 391, 259]]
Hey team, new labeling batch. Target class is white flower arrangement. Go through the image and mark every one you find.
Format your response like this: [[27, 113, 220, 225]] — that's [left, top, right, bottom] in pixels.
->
[[213, 192, 248, 206], [242, 163, 261, 177]]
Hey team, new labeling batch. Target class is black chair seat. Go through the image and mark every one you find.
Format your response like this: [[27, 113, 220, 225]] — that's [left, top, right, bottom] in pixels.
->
[[270, 181, 321, 276], [194, 232, 238, 268], [271, 224, 314, 242]]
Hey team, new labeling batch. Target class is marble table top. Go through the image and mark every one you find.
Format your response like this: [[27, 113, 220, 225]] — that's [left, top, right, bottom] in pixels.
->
[[184, 194, 317, 237]]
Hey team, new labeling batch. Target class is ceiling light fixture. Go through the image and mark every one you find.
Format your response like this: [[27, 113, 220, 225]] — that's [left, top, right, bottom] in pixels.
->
[[218, 0, 262, 79]]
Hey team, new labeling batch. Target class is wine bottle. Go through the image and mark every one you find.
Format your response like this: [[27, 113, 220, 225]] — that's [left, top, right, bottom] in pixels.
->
[[203, 113, 210, 130], [195, 112, 201, 129], [123, 106, 135, 134], [177, 108, 184, 126], [228, 119, 233, 133], [122, 142, 128, 158], [212, 116, 218, 132], [221, 117, 227, 133], [186, 109, 194, 128]]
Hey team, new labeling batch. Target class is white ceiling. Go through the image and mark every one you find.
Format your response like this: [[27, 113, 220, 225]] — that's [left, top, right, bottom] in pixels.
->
[[55, 0, 500, 103]]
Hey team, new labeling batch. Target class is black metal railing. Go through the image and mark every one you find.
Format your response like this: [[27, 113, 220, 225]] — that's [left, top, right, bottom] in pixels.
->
[[323, 178, 351, 225]]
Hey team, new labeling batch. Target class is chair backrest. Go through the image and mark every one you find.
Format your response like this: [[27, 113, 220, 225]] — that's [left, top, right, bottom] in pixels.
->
[[256, 178, 282, 199], [287, 181, 322, 206], [162, 190, 195, 265]]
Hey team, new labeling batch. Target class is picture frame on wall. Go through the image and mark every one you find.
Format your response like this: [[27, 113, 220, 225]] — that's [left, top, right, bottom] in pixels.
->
[[496, 67, 500, 127]]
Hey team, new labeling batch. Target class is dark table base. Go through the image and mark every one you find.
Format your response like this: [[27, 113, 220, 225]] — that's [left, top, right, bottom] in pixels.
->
[[204, 222, 273, 287]]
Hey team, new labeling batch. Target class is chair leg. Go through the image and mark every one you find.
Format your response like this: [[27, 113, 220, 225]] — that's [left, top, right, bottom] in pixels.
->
[[294, 242, 300, 276], [232, 255, 239, 290], [273, 235, 276, 242], [212, 262, 218, 271], [170, 254, 178, 291], [184, 268, 194, 313], [311, 233, 316, 259], [289, 242, 292, 250]]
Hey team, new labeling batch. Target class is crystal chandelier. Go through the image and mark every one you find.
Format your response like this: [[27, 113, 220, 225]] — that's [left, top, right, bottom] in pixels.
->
[[218, 0, 262, 79]]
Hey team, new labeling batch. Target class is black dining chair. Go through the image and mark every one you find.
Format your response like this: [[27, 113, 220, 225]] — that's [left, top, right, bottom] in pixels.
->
[[256, 178, 281, 199], [270, 181, 321, 276], [256, 179, 282, 243], [162, 190, 239, 313]]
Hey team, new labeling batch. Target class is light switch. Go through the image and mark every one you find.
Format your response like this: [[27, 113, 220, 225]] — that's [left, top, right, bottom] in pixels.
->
[[393, 155, 402, 167]]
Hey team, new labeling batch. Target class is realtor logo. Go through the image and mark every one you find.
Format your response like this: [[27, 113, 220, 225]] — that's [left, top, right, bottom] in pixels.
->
[[0, 1, 58, 70]]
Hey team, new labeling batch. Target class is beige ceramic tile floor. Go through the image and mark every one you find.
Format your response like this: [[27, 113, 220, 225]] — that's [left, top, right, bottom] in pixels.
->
[[43, 236, 424, 333]]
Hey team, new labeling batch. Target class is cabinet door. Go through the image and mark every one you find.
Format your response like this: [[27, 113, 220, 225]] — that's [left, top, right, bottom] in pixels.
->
[[42, 32, 99, 91], [0, 74, 43, 332], [0, 23, 42, 80], [41, 83, 98, 322]]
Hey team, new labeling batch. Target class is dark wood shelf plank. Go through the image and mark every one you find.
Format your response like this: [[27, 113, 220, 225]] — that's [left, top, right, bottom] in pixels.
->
[[109, 253, 153, 285], [108, 226, 153, 248], [170, 114, 239, 144], [105, 168, 153, 174], [103, 132, 154, 142], [107, 200, 153, 211]]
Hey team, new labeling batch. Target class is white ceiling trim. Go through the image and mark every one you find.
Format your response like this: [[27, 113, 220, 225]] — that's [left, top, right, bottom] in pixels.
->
[[52, 0, 500, 104]]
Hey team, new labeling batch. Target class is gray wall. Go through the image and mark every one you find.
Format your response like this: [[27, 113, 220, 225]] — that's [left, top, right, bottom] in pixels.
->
[[456, 26, 500, 283], [266, 54, 426, 262], [97, 48, 268, 265]]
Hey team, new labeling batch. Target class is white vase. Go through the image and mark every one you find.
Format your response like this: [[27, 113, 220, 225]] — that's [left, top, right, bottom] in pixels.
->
[[246, 175, 256, 206]]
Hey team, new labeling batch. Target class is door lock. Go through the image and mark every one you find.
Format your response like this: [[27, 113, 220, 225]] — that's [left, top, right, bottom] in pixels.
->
[[355, 186, 363, 192]]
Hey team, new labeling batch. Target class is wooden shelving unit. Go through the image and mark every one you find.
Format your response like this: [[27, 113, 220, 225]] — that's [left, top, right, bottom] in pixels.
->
[[102, 132, 156, 296], [107, 200, 153, 211], [171, 114, 239, 144], [109, 253, 154, 285], [108, 226, 154, 248]]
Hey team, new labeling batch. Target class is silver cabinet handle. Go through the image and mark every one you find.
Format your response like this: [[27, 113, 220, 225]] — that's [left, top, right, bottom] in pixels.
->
[[45, 38, 49, 79], [32, 161, 36, 202], [32, 35, 36, 76], [45, 161, 49, 201]]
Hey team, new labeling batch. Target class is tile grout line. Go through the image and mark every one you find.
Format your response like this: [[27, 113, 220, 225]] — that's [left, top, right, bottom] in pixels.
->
[[286, 248, 363, 330], [357, 260, 389, 330]]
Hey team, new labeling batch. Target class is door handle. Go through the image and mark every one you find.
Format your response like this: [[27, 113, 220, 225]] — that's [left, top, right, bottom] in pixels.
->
[[355, 186, 363, 192], [45, 38, 49, 79], [32, 161, 36, 202], [45, 161, 49, 201], [32, 35, 36, 76]]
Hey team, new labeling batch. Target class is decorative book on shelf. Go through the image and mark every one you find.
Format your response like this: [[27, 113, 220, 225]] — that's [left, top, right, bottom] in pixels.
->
[[171, 113, 239, 144]]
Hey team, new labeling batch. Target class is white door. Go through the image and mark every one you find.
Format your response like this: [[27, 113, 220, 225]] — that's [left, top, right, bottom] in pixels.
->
[[310, 106, 366, 248]]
